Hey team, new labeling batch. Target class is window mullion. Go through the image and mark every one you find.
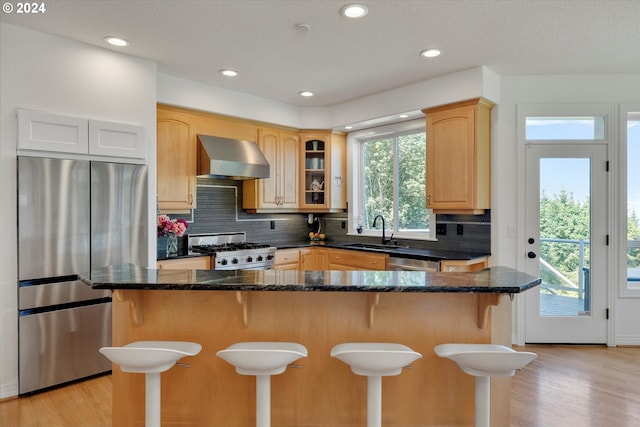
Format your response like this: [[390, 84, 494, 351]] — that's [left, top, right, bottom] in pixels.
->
[[392, 135, 399, 235]]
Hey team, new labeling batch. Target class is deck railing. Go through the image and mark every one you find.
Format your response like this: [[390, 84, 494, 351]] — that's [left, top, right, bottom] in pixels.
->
[[540, 238, 640, 313]]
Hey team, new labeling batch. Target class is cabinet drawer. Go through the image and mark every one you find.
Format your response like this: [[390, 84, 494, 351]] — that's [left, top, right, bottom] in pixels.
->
[[274, 249, 300, 269], [327, 249, 387, 270], [157, 256, 211, 270]]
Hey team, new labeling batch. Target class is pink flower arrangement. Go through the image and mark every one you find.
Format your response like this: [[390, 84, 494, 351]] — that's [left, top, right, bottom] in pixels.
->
[[157, 215, 188, 237]]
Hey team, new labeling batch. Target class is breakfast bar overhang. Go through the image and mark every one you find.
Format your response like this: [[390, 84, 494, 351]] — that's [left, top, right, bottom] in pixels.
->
[[80, 265, 540, 427]]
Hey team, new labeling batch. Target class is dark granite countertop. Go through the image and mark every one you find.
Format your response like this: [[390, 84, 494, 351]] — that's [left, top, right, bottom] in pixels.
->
[[276, 241, 490, 261], [157, 241, 490, 262], [80, 264, 540, 294]]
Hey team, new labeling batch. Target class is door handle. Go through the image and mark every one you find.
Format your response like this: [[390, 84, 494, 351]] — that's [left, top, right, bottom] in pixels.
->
[[527, 251, 537, 259]]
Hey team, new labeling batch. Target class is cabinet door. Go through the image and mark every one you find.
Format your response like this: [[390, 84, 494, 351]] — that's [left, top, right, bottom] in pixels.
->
[[247, 128, 299, 211], [257, 128, 280, 209], [89, 120, 145, 159], [157, 117, 196, 212], [300, 248, 328, 270], [426, 105, 476, 210], [280, 131, 300, 209], [424, 98, 492, 213], [17, 109, 88, 154]]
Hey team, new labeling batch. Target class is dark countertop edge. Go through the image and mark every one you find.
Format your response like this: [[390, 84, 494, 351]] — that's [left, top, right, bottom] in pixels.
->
[[79, 267, 540, 294]]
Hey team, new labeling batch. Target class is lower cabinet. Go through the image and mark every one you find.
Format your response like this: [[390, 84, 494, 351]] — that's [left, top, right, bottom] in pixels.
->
[[327, 249, 387, 271], [157, 256, 211, 270], [273, 249, 301, 270], [273, 248, 486, 272], [300, 248, 328, 270]]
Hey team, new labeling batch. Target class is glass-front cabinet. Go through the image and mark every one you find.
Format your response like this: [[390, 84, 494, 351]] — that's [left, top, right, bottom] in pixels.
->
[[299, 131, 347, 212]]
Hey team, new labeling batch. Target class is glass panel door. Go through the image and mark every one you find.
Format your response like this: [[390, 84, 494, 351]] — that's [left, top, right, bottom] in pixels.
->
[[525, 144, 608, 343]]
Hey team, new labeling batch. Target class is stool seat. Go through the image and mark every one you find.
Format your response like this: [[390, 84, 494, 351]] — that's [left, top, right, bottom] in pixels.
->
[[217, 341, 308, 375], [331, 343, 422, 427], [434, 343, 536, 377], [217, 342, 308, 427], [435, 343, 536, 427], [100, 341, 202, 373], [99, 341, 202, 427], [330, 342, 422, 376]]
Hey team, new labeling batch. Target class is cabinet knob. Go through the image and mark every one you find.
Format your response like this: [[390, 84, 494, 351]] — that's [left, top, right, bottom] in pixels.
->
[[427, 194, 431, 206]]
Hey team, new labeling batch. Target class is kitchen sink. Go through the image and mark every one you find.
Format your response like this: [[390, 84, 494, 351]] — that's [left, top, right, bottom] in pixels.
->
[[339, 243, 409, 251]]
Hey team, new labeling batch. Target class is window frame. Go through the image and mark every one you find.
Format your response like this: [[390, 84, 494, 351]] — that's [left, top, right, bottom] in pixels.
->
[[619, 104, 640, 297], [347, 119, 435, 241]]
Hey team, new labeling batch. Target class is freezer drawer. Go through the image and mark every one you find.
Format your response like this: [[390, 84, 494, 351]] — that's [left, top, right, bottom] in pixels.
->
[[19, 278, 110, 311], [19, 302, 112, 394]]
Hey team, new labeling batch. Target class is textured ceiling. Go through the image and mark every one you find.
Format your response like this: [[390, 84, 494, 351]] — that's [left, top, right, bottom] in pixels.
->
[[2, 0, 639, 107]]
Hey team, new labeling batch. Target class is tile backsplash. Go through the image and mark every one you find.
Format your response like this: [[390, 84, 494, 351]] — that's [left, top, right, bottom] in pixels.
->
[[160, 177, 490, 257]]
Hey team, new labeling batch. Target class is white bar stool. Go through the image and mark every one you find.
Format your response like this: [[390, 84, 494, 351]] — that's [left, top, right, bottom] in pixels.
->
[[330, 342, 422, 427], [434, 343, 537, 427], [99, 341, 202, 427], [216, 342, 308, 427]]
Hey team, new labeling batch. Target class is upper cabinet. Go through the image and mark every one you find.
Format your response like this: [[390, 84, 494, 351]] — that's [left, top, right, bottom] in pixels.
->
[[157, 106, 196, 212], [422, 98, 494, 214], [299, 131, 347, 212], [243, 127, 299, 212], [17, 109, 145, 159]]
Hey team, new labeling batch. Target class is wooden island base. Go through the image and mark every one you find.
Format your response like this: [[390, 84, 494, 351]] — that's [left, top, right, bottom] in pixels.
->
[[111, 289, 512, 427]]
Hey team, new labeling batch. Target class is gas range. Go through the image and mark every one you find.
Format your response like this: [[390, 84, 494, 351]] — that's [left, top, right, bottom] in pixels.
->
[[188, 232, 276, 270]]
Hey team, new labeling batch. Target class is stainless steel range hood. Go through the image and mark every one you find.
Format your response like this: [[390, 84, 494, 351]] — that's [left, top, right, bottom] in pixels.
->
[[197, 134, 270, 179]]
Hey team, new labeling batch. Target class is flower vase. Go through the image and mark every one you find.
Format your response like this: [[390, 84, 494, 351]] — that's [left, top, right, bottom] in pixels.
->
[[166, 233, 178, 257]]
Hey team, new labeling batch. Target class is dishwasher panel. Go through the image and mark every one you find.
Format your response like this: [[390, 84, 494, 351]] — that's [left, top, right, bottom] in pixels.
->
[[386, 257, 440, 271]]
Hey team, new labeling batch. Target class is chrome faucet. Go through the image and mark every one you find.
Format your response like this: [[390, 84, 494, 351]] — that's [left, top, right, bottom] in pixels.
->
[[372, 214, 394, 245]]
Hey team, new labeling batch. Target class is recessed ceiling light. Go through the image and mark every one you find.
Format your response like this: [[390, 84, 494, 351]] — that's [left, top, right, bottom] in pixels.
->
[[399, 114, 409, 118], [219, 69, 238, 77], [420, 48, 442, 58], [299, 91, 314, 97], [345, 125, 353, 130], [341, 4, 368, 18], [104, 36, 129, 47]]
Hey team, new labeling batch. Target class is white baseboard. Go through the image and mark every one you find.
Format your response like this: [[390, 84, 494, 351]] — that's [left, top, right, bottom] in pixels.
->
[[615, 334, 640, 346], [0, 380, 18, 400]]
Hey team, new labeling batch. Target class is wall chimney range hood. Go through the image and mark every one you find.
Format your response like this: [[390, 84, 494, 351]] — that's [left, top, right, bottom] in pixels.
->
[[197, 134, 270, 180]]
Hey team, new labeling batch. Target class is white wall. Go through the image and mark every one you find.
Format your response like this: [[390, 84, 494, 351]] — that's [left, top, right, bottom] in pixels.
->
[[494, 74, 640, 345], [158, 67, 494, 130], [0, 23, 157, 398]]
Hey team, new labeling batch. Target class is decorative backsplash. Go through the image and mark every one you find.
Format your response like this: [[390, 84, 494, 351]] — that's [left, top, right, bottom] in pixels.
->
[[161, 177, 490, 257]]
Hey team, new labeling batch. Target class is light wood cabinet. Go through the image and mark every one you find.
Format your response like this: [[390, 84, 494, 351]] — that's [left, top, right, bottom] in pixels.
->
[[157, 106, 196, 213], [300, 247, 328, 270], [423, 98, 494, 214], [327, 249, 387, 270], [157, 256, 211, 269], [243, 128, 299, 212], [440, 256, 489, 272], [299, 131, 347, 212], [273, 248, 300, 270]]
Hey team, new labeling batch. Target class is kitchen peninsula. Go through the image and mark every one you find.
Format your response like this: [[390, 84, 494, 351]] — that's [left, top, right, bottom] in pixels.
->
[[81, 265, 540, 427]]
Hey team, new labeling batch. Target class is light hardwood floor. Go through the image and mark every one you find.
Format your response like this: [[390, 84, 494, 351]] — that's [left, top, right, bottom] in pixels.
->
[[1, 345, 639, 426]]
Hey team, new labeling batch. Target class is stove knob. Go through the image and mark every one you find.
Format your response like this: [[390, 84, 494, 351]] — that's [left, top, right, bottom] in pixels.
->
[[231, 258, 239, 264], [257, 255, 264, 262], [266, 254, 274, 261], [246, 256, 253, 263], [220, 259, 228, 266]]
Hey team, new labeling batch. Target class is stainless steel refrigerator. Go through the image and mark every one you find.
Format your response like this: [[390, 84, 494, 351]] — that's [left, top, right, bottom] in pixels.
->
[[17, 156, 148, 394]]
